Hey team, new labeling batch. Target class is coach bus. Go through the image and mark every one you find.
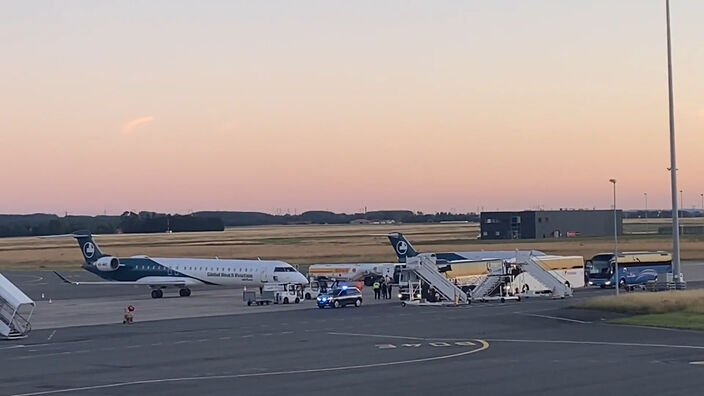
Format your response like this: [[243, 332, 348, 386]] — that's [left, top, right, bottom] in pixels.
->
[[585, 251, 672, 288]]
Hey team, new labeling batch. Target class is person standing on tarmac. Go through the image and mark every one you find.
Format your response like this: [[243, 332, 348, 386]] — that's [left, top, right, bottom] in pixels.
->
[[380, 278, 388, 300], [373, 279, 381, 300], [386, 276, 393, 299]]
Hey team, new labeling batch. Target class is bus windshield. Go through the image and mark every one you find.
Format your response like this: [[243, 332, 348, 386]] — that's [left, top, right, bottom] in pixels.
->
[[588, 256, 612, 278]]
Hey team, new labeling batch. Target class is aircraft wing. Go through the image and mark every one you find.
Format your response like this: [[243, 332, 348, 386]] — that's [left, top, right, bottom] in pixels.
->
[[54, 272, 189, 287]]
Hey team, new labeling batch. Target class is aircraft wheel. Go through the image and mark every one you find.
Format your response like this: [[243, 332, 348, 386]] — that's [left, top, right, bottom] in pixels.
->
[[305, 293, 311, 300], [283, 297, 289, 304], [151, 290, 163, 299], [179, 288, 191, 297]]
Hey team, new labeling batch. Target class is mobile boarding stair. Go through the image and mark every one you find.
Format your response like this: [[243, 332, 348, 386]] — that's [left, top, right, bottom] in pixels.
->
[[517, 257, 573, 299], [401, 254, 469, 306], [470, 261, 520, 303], [0, 272, 35, 339]]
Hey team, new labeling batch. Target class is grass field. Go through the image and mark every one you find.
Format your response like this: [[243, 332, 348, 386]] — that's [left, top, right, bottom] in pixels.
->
[[1, 220, 704, 270], [610, 313, 704, 331], [575, 289, 704, 331], [575, 289, 704, 314]]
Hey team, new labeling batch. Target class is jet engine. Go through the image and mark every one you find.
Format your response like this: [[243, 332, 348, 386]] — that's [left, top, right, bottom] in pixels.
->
[[94, 256, 120, 271]]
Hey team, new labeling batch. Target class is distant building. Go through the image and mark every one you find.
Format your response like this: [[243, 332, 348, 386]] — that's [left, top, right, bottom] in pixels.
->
[[480, 210, 623, 240]]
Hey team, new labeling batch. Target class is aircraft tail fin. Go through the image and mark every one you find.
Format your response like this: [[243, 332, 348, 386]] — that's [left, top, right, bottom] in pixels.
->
[[387, 232, 418, 263], [72, 230, 107, 265]]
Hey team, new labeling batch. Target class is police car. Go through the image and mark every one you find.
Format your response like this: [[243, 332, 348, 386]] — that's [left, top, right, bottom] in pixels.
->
[[316, 286, 363, 308]]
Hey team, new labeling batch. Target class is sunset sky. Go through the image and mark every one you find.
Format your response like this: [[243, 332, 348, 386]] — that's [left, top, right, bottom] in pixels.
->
[[2, 1, 703, 215]]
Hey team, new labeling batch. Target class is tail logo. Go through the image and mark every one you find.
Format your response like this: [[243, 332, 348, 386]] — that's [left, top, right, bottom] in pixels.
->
[[83, 242, 95, 259], [395, 241, 408, 256]]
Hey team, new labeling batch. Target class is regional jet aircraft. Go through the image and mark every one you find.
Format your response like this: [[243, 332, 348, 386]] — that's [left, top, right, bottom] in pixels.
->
[[53, 230, 307, 298], [387, 232, 546, 264]]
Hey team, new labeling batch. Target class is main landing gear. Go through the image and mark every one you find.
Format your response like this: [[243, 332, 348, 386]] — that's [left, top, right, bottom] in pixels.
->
[[150, 288, 191, 298]]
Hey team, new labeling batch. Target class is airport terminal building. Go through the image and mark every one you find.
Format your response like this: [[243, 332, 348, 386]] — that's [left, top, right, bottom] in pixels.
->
[[480, 210, 623, 240]]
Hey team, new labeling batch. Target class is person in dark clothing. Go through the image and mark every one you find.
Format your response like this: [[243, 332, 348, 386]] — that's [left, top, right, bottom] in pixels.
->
[[386, 277, 393, 299], [380, 279, 388, 299]]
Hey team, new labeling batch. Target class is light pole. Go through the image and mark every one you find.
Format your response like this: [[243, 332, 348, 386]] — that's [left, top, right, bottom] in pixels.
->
[[700, 193, 703, 210], [644, 192, 648, 232], [680, 190, 684, 210], [610, 178, 619, 295], [666, 0, 682, 286]]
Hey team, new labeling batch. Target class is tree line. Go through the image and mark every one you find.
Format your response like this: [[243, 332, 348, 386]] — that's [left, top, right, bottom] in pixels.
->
[[0, 210, 480, 237]]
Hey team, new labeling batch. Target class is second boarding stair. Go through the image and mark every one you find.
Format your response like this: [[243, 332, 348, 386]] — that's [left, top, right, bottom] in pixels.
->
[[405, 254, 469, 304], [470, 270, 503, 300], [519, 257, 573, 298]]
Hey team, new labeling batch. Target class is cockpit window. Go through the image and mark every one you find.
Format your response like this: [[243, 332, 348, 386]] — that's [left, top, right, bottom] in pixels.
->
[[274, 267, 296, 272]]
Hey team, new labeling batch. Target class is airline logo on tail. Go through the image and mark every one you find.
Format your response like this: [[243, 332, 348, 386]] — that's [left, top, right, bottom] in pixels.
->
[[83, 242, 95, 259], [395, 241, 408, 256]]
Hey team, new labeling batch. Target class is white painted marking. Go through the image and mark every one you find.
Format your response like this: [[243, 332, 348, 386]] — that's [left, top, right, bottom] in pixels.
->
[[279, 331, 293, 335], [0, 345, 26, 350], [429, 342, 451, 347], [16, 351, 72, 360], [488, 338, 704, 350], [514, 312, 590, 324], [150, 343, 163, 346], [47, 330, 56, 341], [241, 335, 254, 338], [454, 341, 475, 346], [375, 344, 397, 350], [174, 340, 192, 344], [690, 361, 704, 365], [9, 340, 489, 396], [218, 337, 230, 341], [401, 344, 422, 348], [329, 332, 425, 341], [603, 322, 704, 333]]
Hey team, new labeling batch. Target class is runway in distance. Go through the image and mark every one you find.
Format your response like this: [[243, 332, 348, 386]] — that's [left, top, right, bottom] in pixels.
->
[[51, 230, 307, 298]]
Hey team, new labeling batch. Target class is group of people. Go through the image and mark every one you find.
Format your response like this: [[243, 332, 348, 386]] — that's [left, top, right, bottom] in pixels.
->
[[372, 276, 394, 300]]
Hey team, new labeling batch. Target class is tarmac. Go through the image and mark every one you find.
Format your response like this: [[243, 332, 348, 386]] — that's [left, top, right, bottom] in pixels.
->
[[2, 265, 704, 395]]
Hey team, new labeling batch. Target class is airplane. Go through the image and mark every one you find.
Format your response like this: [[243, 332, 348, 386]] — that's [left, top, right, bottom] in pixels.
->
[[52, 230, 308, 298], [386, 232, 546, 264]]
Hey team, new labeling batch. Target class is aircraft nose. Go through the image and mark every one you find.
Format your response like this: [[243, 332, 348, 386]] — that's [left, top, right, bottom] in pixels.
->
[[295, 273, 307, 284]]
